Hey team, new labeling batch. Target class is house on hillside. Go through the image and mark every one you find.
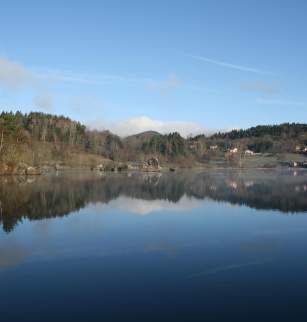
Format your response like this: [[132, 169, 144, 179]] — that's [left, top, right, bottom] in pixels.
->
[[228, 147, 238, 153], [290, 161, 297, 167], [225, 153, 233, 157], [295, 146, 301, 151], [245, 150, 254, 155], [210, 145, 218, 149], [303, 146, 307, 151]]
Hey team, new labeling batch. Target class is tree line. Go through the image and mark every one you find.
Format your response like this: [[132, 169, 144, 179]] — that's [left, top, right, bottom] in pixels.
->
[[210, 123, 307, 140], [0, 111, 189, 170], [142, 132, 186, 157]]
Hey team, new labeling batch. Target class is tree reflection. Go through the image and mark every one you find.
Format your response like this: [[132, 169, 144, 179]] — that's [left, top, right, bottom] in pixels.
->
[[1, 170, 307, 233]]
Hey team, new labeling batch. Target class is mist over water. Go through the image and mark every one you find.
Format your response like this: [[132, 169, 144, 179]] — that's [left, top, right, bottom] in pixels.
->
[[1, 170, 307, 321]]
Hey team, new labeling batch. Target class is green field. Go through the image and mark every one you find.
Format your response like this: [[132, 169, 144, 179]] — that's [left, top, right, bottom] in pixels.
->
[[209, 153, 307, 168]]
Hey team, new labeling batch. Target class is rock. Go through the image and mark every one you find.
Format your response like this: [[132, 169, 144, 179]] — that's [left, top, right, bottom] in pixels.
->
[[91, 164, 104, 171], [14, 163, 28, 175], [18, 163, 28, 169], [141, 157, 162, 172], [15, 169, 26, 175], [26, 167, 41, 175], [104, 163, 118, 171], [118, 164, 132, 171], [105, 163, 131, 171]]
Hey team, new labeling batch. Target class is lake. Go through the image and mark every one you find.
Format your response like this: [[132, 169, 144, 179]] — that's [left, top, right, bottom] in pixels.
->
[[1, 169, 307, 321]]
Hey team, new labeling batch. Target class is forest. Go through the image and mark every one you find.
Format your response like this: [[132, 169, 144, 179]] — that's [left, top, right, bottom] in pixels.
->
[[0, 111, 191, 171], [0, 110, 307, 172]]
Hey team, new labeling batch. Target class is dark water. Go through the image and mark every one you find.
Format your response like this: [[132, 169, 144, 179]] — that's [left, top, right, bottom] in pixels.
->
[[1, 169, 307, 321]]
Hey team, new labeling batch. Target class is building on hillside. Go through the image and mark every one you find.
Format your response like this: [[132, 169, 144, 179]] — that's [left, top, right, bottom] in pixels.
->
[[295, 146, 301, 150], [225, 153, 233, 157], [210, 145, 218, 149], [303, 146, 307, 151], [290, 161, 297, 167], [245, 150, 254, 155], [228, 147, 238, 153], [189, 145, 196, 149]]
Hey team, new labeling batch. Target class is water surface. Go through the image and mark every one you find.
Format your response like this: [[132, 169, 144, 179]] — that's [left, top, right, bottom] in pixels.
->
[[1, 170, 307, 321]]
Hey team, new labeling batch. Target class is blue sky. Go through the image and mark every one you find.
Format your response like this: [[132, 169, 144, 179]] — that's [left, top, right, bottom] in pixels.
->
[[0, 0, 306, 137]]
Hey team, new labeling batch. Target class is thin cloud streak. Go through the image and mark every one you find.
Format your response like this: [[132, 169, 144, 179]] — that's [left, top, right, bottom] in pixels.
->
[[170, 49, 276, 76], [32, 67, 218, 93], [256, 98, 306, 106]]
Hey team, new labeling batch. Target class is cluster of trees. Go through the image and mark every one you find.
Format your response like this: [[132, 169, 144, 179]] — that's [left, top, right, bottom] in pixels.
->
[[0, 111, 191, 169], [186, 122, 307, 164], [0, 112, 29, 170], [1, 110, 306, 170], [142, 132, 186, 158], [191, 134, 206, 141], [0, 111, 123, 168], [249, 140, 273, 153], [4, 111, 88, 144], [211, 123, 307, 140]]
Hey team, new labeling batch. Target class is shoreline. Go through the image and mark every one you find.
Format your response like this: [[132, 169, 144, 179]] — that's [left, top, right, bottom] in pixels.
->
[[1, 166, 307, 176]]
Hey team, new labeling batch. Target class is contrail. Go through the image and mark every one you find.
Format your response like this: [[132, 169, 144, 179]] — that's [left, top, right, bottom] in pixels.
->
[[168, 49, 277, 76]]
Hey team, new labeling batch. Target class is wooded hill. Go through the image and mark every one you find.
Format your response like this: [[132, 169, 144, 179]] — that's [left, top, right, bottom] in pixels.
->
[[0, 110, 306, 171], [211, 123, 307, 140], [187, 122, 307, 164], [0, 111, 192, 171]]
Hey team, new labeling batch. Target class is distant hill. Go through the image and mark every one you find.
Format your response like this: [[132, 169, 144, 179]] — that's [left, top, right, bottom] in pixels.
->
[[128, 131, 161, 138]]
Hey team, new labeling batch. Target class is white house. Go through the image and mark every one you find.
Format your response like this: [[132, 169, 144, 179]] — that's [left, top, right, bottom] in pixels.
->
[[228, 147, 238, 153], [210, 145, 218, 149]]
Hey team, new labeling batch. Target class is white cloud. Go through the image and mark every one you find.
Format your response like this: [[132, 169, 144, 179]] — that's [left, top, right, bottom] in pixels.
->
[[170, 49, 276, 75], [87, 195, 210, 216], [69, 93, 104, 115], [83, 116, 240, 137], [33, 93, 54, 111], [241, 81, 287, 94], [0, 56, 38, 89]]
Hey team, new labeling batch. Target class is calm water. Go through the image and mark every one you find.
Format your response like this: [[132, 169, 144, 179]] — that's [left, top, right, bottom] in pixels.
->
[[1, 169, 307, 321]]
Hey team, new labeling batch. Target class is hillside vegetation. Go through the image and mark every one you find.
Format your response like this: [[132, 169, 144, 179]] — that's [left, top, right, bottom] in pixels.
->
[[187, 122, 307, 168], [0, 111, 192, 171], [0, 111, 306, 172]]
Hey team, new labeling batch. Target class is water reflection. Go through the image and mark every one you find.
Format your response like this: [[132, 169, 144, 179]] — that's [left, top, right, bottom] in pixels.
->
[[1, 169, 307, 233], [1, 170, 307, 321]]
